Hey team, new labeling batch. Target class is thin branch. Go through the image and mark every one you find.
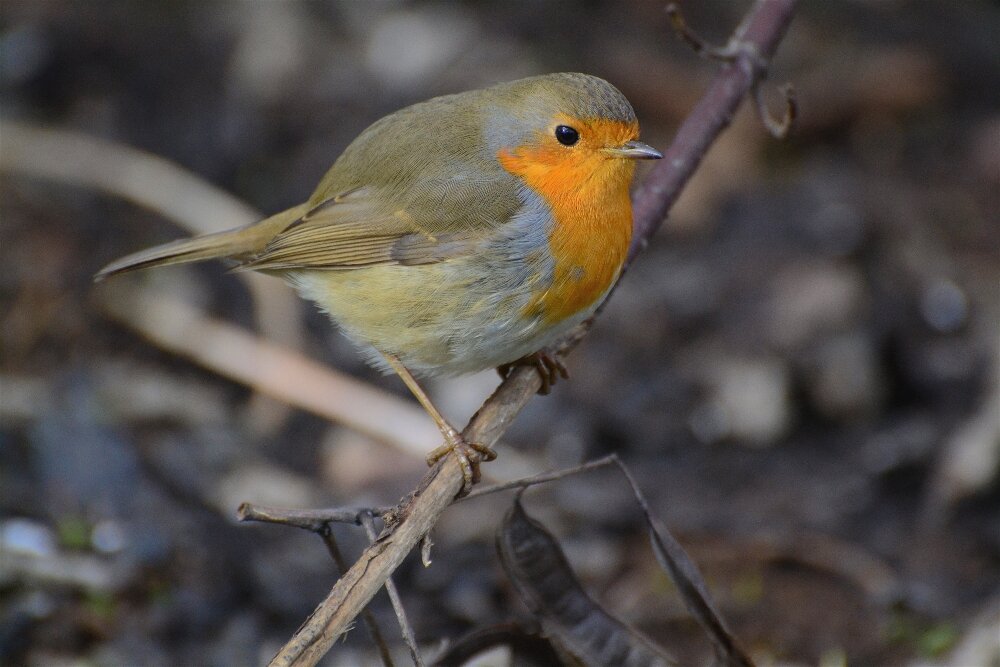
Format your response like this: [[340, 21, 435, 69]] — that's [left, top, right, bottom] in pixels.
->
[[268, 360, 546, 667], [237, 502, 396, 665], [318, 526, 396, 667], [629, 0, 798, 263], [359, 512, 424, 667], [461, 455, 619, 501], [268, 1, 799, 664], [237, 503, 389, 530], [665, 3, 740, 61]]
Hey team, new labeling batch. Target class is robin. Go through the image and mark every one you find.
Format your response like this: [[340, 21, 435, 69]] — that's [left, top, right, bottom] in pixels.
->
[[96, 72, 662, 489]]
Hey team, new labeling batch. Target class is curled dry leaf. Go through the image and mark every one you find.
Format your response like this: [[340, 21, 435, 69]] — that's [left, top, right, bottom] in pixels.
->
[[614, 461, 755, 667], [497, 494, 674, 667]]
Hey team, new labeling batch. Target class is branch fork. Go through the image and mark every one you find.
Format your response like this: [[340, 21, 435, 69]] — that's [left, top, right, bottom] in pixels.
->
[[667, 2, 797, 138]]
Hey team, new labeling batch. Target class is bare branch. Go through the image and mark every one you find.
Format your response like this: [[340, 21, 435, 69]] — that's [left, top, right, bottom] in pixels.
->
[[359, 512, 424, 667], [269, 1, 800, 664], [461, 455, 619, 501], [319, 526, 396, 667], [237, 503, 388, 530], [629, 0, 798, 262], [665, 3, 738, 61]]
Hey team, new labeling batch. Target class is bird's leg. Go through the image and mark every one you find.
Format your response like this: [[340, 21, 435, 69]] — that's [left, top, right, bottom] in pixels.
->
[[497, 350, 569, 395], [382, 353, 496, 492]]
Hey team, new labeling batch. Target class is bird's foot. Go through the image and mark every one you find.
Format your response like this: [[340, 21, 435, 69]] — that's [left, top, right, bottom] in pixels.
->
[[497, 350, 569, 395], [426, 430, 497, 495]]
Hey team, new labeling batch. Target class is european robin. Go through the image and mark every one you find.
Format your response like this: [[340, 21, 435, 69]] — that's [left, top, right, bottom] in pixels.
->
[[96, 72, 662, 488]]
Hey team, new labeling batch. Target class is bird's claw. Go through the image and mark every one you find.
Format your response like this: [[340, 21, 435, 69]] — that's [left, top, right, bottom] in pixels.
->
[[497, 350, 569, 395], [426, 432, 496, 496]]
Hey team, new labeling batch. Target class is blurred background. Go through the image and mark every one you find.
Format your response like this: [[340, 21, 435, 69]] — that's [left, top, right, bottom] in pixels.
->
[[2, 1, 998, 665]]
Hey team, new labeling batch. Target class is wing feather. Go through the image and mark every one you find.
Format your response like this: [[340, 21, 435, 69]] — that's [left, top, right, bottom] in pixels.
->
[[240, 177, 517, 271]]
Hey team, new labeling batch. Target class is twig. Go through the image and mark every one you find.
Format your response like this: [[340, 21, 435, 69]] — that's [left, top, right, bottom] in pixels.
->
[[629, 0, 798, 264], [268, 1, 799, 664], [269, 358, 546, 666], [665, 3, 796, 142], [359, 512, 424, 667], [237, 503, 391, 530], [237, 502, 396, 665], [665, 3, 740, 61], [461, 455, 619, 501], [318, 526, 396, 667]]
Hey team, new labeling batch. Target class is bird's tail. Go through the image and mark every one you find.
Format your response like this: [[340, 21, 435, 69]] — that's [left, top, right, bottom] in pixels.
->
[[93, 204, 307, 281]]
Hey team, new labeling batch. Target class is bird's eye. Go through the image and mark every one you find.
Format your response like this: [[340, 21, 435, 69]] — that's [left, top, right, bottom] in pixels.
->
[[554, 125, 579, 146]]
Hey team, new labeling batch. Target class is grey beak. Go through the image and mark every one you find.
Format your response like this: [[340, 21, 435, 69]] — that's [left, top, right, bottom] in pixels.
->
[[604, 139, 663, 160]]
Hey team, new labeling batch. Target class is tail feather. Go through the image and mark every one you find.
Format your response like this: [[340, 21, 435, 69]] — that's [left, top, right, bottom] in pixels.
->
[[93, 228, 251, 281], [94, 204, 308, 282]]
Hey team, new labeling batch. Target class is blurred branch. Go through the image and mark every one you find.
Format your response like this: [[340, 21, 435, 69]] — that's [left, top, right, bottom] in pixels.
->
[[628, 0, 797, 262], [0, 121, 302, 432], [97, 285, 538, 477], [0, 124, 292, 333], [269, 1, 799, 665], [97, 285, 441, 461], [0, 122, 259, 229]]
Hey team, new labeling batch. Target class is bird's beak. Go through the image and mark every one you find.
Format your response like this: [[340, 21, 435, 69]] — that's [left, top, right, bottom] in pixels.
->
[[603, 140, 663, 160]]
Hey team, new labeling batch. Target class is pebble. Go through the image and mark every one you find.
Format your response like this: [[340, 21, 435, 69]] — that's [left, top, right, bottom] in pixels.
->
[[805, 333, 885, 420], [699, 357, 793, 446]]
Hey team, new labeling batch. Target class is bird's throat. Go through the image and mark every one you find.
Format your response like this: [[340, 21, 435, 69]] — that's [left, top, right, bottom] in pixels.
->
[[497, 143, 634, 325]]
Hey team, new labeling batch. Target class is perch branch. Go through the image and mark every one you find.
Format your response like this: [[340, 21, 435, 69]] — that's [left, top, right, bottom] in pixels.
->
[[319, 526, 396, 667], [359, 512, 424, 667], [269, 1, 799, 665]]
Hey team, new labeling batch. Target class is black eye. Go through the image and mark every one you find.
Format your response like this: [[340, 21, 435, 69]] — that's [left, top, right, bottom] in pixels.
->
[[554, 125, 579, 146]]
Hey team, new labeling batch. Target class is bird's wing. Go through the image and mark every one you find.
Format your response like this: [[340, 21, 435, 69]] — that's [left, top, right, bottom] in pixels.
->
[[238, 178, 519, 271]]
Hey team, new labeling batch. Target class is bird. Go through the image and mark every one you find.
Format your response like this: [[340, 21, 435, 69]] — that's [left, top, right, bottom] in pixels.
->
[[95, 72, 662, 490]]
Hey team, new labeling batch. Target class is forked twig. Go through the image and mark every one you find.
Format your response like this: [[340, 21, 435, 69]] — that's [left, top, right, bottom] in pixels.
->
[[359, 512, 424, 667], [664, 2, 797, 143], [238, 502, 396, 666], [269, 1, 799, 665], [665, 3, 741, 61], [318, 526, 396, 667]]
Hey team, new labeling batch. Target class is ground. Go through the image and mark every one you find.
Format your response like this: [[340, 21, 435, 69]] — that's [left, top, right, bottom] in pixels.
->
[[1, 1, 998, 665]]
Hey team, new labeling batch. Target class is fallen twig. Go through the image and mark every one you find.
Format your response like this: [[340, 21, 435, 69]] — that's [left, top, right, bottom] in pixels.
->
[[97, 285, 442, 461], [0, 122, 302, 432]]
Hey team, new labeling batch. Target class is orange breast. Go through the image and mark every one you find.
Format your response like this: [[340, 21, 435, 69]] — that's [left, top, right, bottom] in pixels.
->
[[498, 119, 635, 324]]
